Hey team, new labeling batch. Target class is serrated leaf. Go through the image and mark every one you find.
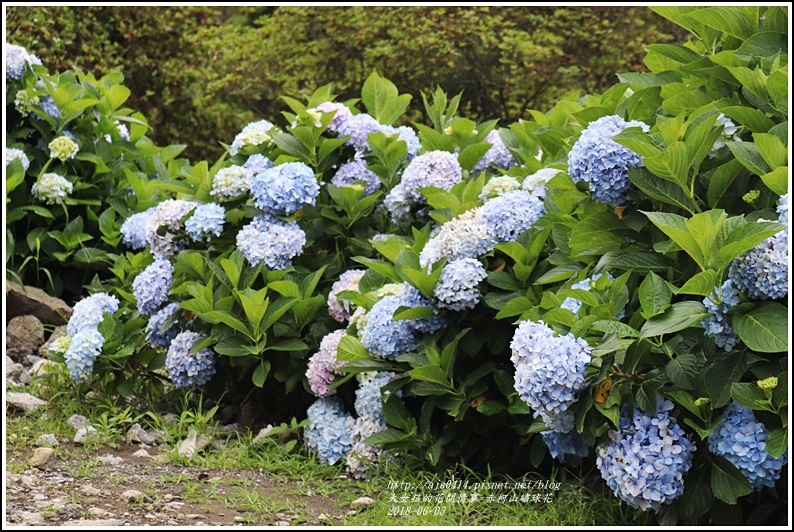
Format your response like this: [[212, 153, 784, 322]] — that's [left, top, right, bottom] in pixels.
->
[[252, 361, 271, 387], [733, 302, 788, 353], [766, 428, 787, 459], [677, 270, 718, 297], [720, 106, 775, 133], [629, 167, 698, 214], [759, 166, 789, 196], [640, 300, 708, 338], [753, 132, 787, 169], [710, 455, 753, 504], [666, 353, 701, 390], [639, 271, 672, 319]]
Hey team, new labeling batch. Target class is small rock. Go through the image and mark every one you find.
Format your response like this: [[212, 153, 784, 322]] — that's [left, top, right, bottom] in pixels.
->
[[28, 447, 56, 469], [132, 449, 153, 459], [347, 510, 357, 516], [35, 433, 60, 447], [40, 510, 58, 519], [233, 516, 245, 522], [126, 423, 156, 445], [276, 520, 290, 526], [351, 496, 375, 510], [144, 513, 156, 520], [31, 359, 59, 377], [121, 489, 149, 503], [177, 428, 212, 458], [252, 425, 275, 444], [218, 423, 244, 435], [74, 426, 99, 444], [186, 514, 203, 519], [81, 486, 103, 497], [7, 392, 47, 413], [163, 494, 174, 502], [318, 512, 330, 520], [67, 519, 123, 526], [97, 454, 124, 465], [19, 369, 32, 385], [19, 511, 46, 524], [163, 502, 185, 513], [68, 414, 90, 430], [6, 315, 46, 361]]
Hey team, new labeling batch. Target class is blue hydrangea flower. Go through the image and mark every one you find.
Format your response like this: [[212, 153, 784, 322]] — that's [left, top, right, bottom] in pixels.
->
[[511, 320, 592, 432], [479, 175, 521, 201], [346, 414, 393, 479], [250, 162, 319, 215], [67, 293, 120, 337], [312, 101, 353, 133], [701, 280, 741, 351], [211, 165, 254, 199], [132, 255, 174, 316], [145, 199, 199, 257], [399, 150, 463, 203], [542, 430, 590, 466], [473, 129, 517, 172], [120, 208, 156, 250], [597, 401, 696, 512], [328, 269, 366, 323], [145, 302, 181, 349], [419, 208, 496, 267], [31, 172, 73, 205], [398, 285, 446, 334], [185, 203, 225, 242], [337, 113, 383, 155], [354, 371, 398, 421], [6, 147, 30, 171], [360, 294, 419, 360], [64, 327, 105, 383], [331, 159, 381, 196], [38, 94, 60, 123], [6, 43, 42, 80], [382, 124, 421, 159], [777, 193, 788, 224], [384, 183, 413, 223], [568, 115, 649, 206], [306, 330, 348, 398], [728, 226, 788, 300], [304, 397, 356, 466], [165, 331, 217, 389], [434, 258, 488, 311], [230, 119, 276, 156], [481, 190, 545, 243], [522, 168, 562, 198], [236, 213, 306, 270], [244, 154, 274, 176], [708, 402, 787, 490]]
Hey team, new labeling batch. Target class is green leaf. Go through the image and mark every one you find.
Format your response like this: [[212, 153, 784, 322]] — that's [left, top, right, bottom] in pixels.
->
[[706, 159, 743, 209], [495, 296, 534, 319], [759, 166, 789, 196], [767, 69, 788, 115], [267, 338, 309, 352], [252, 361, 271, 388], [715, 220, 784, 270], [685, 7, 754, 40], [639, 271, 672, 320], [611, 128, 663, 158], [643, 211, 706, 269], [534, 263, 582, 284], [590, 320, 640, 338], [393, 306, 436, 321], [337, 334, 370, 362], [408, 365, 451, 387], [640, 301, 708, 338], [727, 140, 771, 176], [705, 351, 747, 408], [666, 353, 701, 390], [766, 429, 787, 459], [720, 106, 775, 133], [733, 302, 788, 353], [361, 71, 411, 125], [205, 310, 251, 337], [629, 167, 698, 214], [753, 132, 787, 169], [594, 251, 671, 273], [731, 382, 772, 412], [677, 270, 718, 297], [710, 455, 753, 504]]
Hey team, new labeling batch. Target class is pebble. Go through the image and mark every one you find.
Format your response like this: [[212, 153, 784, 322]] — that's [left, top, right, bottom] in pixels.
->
[[351, 496, 375, 509], [132, 449, 153, 459], [28, 447, 56, 469], [121, 489, 149, 503], [74, 426, 99, 444], [35, 433, 60, 447], [97, 454, 124, 465], [67, 414, 90, 430], [80, 485, 102, 496]]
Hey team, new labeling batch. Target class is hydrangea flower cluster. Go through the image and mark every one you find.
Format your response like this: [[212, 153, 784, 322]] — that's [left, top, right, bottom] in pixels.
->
[[542, 430, 590, 466], [331, 159, 381, 196], [165, 331, 217, 389], [185, 203, 225, 242], [567, 114, 648, 206], [354, 371, 398, 421], [346, 414, 391, 479], [48, 136, 79, 161], [120, 208, 156, 250], [708, 402, 788, 490], [306, 330, 348, 397], [6, 147, 30, 171], [398, 150, 463, 203], [311, 101, 353, 133], [36, 80, 60, 123], [383, 183, 412, 222], [337, 113, 382, 154], [6, 43, 42, 80], [132, 255, 174, 315], [481, 190, 546, 243], [230, 119, 277, 156], [522, 168, 562, 198], [328, 269, 366, 322], [144, 302, 181, 348], [211, 165, 254, 200], [383, 125, 421, 159], [510, 320, 592, 432], [250, 162, 319, 215], [419, 209, 495, 267], [701, 280, 741, 351], [14, 89, 39, 117], [304, 397, 356, 465], [478, 175, 521, 201], [31, 172, 73, 204], [434, 258, 488, 311], [236, 213, 306, 270], [597, 400, 696, 512], [244, 153, 274, 175], [709, 113, 740, 156], [728, 200, 788, 300], [63, 292, 119, 382], [560, 273, 624, 318], [473, 129, 517, 172], [144, 199, 199, 257]]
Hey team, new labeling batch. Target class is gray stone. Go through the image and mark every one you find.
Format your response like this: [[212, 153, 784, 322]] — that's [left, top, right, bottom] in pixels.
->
[[35, 434, 59, 447], [126, 423, 156, 445], [132, 449, 153, 459], [6, 281, 72, 325], [74, 426, 99, 444], [252, 424, 275, 444], [28, 447, 56, 469], [18, 368, 32, 385], [19, 511, 46, 525], [351, 496, 375, 509], [68, 414, 90, 429], [7, 392, 47, 412], [121, 489, 149, 503], [6, 315, 45, 362], [177, 428, 212, 458], [81, 485, 103, 497], [97, 454, 124, 465]]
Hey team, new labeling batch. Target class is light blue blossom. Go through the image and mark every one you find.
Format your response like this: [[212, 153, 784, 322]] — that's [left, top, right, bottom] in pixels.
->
[[568, 115, 649, 206], [144, 199, 199, 257], [400, 150, 463, 203], [360, 294, 419, 360], [331, 159, 381, 196], [250, 162, 319, 215], [31, 172, 72, 205], [481, 190, 545, 243], [398, 285, 446, 334], [244, 154, 274, 176], [312, 101, 353, 133], [120, 208, 156, 250], [328, 269, 366, 323], [777, 193, 788, 224], [337, 113, 382, 155], [701, 280, 741, 351], [185, 203, 225, 242], [354, 371, 398, 421], [236, 213, 306, 270], [382, 124, 421, 159], [144, 302, 181, 349], [597, 401, 696, 512], [211, 165, 254, 200], [384, 183, 413, 222], [542, 430, 589, 466], [306, 330, 348, 398], [473, 129, 517, 172], [346, 414, 393, 479], [511, 320, 591, 432], [419, 208, 496, 267], [522, 168, 562, 198], [230, 119, 277, 156], [708, 402, 787, 490], [6, 147, 30, 171], [6, 43, 42, 80], [132, 255, 174, 316], [165, 331, 217, 389], [304, 397, 356, 465], [728, 226, 788, 300], [64, 327, 104, 382], [67, 293, 120, 337], [434, 258, 488, 311]]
